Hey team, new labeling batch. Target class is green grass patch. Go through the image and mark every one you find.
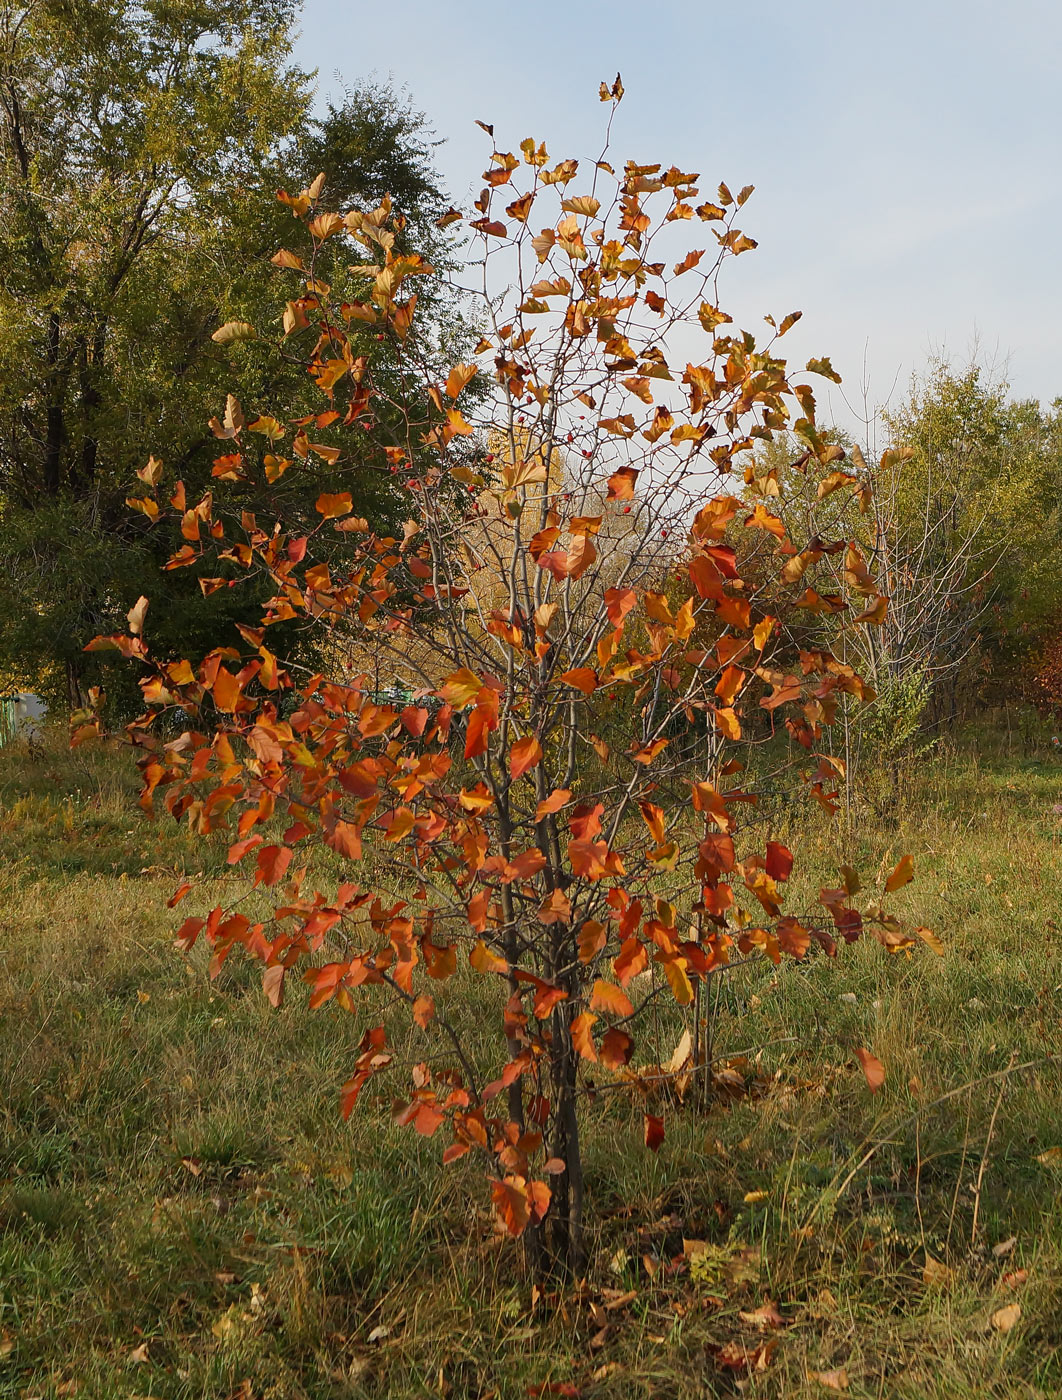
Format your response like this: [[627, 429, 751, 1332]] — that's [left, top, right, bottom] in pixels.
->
[[0, 723, 1060, 1397]]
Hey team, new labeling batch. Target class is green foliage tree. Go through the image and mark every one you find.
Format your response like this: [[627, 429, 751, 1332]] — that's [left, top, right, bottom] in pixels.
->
[[0, 2, 463, 715]]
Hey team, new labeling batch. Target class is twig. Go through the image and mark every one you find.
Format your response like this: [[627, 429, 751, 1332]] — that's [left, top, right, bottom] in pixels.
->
[[970, 1050, 1016, 1246]]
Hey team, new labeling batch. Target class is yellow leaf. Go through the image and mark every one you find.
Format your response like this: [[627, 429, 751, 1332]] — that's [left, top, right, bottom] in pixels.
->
[[211, 321, 256, 345], [562, 194, 601, 217], [915, 926, 944, 956], [126, 595, 149, 636], [137, 455, 163, 487], [470, 940, 508, 975], [445, 363, 478, 399], [660, 956, 693, 1005], [441, 668, 483, 708], [991, 1303, 1021, 1333]]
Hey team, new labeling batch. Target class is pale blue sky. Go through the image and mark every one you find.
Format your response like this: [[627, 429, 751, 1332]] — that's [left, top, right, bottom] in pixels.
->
[[294, 0, 1062, 423]]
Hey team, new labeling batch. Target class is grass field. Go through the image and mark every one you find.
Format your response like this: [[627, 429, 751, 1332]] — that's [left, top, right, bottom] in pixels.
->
[[2, 720, 1062, 1399]]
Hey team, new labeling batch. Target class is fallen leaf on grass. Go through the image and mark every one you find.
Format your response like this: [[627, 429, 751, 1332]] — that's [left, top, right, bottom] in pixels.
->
[[922, 1255, 954, 1288], [591, 1362, 623, 1382], [810, 1368, 849, 1391], [602, 1289, 637, 1310], [991, 1303, 1021, 1333], [1000, 1269, 1028, 1291], [743, 1189, 769, 1204], [712, 1339, 776, 1372], [739, 1300, 785, 1330], [992, 1236, 1017, 1258], [853, 1047, 885, 1093], [1036, 1147, 1062, 1164]]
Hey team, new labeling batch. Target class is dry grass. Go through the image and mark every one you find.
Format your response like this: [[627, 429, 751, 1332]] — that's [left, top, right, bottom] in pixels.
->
[[1, 721, 1061, 1398]]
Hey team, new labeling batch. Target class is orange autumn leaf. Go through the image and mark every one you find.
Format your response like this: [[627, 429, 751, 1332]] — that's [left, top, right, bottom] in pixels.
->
[[854, 1047, 885, 1093], [559, 668, 597, 695], [315, 491, 353, 518], [590, 980, 634, 1018], [510, 735, 543, 780], [884, 854, 914, 893], [570, 1010, 598, 1061], [535, 788, 571, 820]]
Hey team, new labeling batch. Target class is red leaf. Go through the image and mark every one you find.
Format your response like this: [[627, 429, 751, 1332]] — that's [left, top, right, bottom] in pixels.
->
[[400, 705, 429, 737], [492, 1177, 530, 1236], [570, 1011, 598, 1061], [765, 841, 794, 882], [535, 788, 571, 821], [600, 1027, 634, 1069], [212, 667, 241, 713], [644, 1113, 665, 1152], [255, 844, 293, 888], [606, 466, 638, 500], [605, 586, 637, 626]]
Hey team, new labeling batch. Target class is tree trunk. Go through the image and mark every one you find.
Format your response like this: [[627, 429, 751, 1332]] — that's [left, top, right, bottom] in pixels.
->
[[548, 999, 585, 1275], [44, 312, 64, 495], [65, 657, 87, 712]]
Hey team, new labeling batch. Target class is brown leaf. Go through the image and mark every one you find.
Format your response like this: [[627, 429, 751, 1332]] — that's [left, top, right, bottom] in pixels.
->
[[739, 1300, 785, 1330], [922, 1254, 953, 1288]]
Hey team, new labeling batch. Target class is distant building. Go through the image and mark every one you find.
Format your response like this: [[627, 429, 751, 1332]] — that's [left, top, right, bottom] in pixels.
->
[[0, 692, 47, 745]]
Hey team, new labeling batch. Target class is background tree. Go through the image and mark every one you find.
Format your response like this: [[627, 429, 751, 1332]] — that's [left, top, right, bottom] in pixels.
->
[[741, 359, 1062, 800], [0, 1, 464, 714]]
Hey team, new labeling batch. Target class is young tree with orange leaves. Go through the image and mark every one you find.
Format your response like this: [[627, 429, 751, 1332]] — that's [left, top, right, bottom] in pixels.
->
[[84, 80, 919, 1273]]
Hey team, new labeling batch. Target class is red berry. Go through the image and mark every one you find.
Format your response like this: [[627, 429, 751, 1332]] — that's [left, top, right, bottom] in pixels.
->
[[623, 505, 631, 514]]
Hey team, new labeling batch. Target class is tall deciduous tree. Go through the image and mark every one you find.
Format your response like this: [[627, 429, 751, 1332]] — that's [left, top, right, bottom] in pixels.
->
[[0, 2, 462, 712]]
